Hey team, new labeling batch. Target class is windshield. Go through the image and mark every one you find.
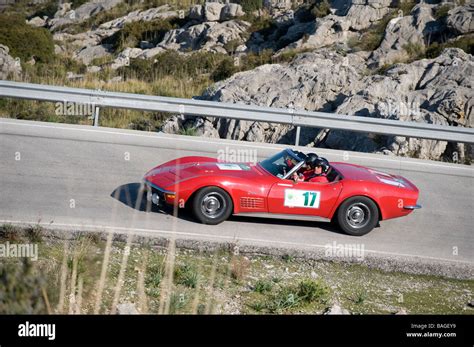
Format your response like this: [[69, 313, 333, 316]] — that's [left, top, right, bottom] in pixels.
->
[[258, 149, 305, 178]]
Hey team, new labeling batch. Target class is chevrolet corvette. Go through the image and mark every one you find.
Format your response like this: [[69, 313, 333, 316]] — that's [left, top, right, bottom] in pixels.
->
[[143, 149, 421, 236]]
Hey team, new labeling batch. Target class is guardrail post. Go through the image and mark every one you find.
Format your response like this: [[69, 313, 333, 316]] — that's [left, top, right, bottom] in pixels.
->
[[295, 126, 301, 146], [93, 106, 100, 127]]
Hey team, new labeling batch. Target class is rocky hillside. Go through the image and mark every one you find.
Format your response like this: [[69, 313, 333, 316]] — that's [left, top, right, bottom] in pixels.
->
[[0, 0, 473, 162]]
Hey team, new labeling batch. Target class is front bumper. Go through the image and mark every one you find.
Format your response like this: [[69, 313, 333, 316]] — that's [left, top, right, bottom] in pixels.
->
[[403, 204, 422, 210], [144, 180, 175, 206]]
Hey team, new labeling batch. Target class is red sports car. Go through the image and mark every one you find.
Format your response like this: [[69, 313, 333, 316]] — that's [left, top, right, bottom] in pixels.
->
[[143, 149, 421, 236]]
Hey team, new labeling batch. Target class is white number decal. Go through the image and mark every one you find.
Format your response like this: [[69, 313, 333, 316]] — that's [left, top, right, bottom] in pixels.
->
[[284, 189, 321, 208]]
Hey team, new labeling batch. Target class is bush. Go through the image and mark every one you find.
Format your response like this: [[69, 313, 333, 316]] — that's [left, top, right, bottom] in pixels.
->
[[25, 225, 44, 243], [348, 12, 395, 52], [211, 58, 237, 81], [174, 264, 198, 288], [0, 14, 55, 63], [104, 18, 176, 51], [311, 0, 331, 18], [31, 0, 59, 18], [0, 259, 46, 314], [0, 224, 22, 242], [254, 279, 273, 293], [434, 4, 453, 20], [120, 50, 231, 82], [240, 0, 264, 13], [396, 0, 417, 16], [403, 42, 425, 61], [250, 279, 330, 313], [426, 36, 474, 58], [297, 279, 329, 303]]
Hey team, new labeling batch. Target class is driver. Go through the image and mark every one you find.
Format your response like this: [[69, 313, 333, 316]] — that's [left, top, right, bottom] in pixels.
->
[[292, 155, 329, 183]]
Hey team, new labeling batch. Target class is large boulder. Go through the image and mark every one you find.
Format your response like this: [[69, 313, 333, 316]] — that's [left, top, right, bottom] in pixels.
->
[[110, 47, 143, 69], [446, 4, 474, 35], [265, 0, 392, 53], [74, 44, 113, 64], [220, 3, 245, 21], [204, 2, 225, 22], [158, 20, 251, 53], [98, 4, 178, 30], [0, 44, 22, 79], [49, 0, 122, 31], [369, 4, 441, 67], [26, 16, 47, 27]]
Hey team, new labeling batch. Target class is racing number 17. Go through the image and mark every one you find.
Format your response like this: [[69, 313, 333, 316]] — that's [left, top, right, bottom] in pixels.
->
[[303, 192, 317, 207]]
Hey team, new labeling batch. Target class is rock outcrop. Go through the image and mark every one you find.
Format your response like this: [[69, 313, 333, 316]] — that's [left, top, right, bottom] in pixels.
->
[[48, 0, 122, 31], [158, 19, 251, 53], [0, 44, 22, 79], [162, 48, 473, 161], [446, 4, 474, 35]]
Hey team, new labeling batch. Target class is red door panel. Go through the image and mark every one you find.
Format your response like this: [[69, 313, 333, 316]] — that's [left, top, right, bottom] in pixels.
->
[[267, 180, 343, 218]]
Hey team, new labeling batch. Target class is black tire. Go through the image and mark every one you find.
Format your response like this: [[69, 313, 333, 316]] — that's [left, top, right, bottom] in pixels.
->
[[192, 186, 233, 225], [336, 196, 379, 236]]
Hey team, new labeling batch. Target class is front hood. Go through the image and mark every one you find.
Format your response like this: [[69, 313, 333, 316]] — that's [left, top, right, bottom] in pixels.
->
[[144, 159, 263, 187], [332, 162, 416, 190]]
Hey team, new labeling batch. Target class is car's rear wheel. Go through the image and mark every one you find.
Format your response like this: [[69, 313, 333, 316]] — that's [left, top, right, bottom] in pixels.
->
[[336, 196, 379, 236], [192, 186, 233, 225]]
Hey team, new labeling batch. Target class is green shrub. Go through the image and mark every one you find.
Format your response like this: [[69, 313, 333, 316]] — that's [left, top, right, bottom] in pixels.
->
[[434, 4, 453, 20], [348, 12, 396, 52], [169, 292, 188, 313], [211, 57, 237, 81], [240, 0, 263, 13], [396, 0, 417, 16], [104, 18, 176, 51], [403, 41, 425, 61], [426, 36, 474, 58], [311, 0, 331, 18], [174, 264, 198, 288], [120, 50, 231, 82], [297, 279, 329, 303], [0, 224, 22, 242], [0, 259, 46, 314], [0, 14, 55, 63], [250, 279, 330, 313], [31, 0, 59, 18], [351, 288, 367, 304], [254, 279, 273, 293], [25, 225, 44, 243]]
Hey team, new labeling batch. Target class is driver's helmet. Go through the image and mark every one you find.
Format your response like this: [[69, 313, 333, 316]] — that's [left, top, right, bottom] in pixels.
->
[[314, 157, 330, 174], [305, 153, 319, 168], [293, 150, 308, 162]]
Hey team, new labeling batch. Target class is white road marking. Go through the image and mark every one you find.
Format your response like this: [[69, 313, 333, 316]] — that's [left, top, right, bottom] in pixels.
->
[[1, 219, 472, 265], [2, 119, 473, 172]]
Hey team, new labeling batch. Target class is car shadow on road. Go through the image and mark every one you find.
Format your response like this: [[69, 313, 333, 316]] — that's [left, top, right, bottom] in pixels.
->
[[110, 182, 195, 220], [111, 183, 346, 234]]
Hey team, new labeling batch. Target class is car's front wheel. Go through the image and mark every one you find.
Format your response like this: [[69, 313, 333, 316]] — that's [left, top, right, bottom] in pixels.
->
[[336, 196, 379, 236], [192, 186, 233, 225]]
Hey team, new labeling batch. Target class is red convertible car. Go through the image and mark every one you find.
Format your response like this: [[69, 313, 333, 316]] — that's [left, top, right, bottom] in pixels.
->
[[143, 149, 421, 236]]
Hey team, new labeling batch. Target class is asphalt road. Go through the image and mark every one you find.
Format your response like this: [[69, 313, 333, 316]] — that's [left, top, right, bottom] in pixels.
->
[[1, 118, 473, 276]]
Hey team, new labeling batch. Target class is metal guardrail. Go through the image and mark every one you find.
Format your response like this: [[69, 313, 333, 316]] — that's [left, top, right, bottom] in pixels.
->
[[1, 80, 473, 144]]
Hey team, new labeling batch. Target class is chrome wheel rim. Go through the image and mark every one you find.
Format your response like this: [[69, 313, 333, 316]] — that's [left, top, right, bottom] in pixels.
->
[[201, 192, 226, 219], [346, 202, 370, 229]]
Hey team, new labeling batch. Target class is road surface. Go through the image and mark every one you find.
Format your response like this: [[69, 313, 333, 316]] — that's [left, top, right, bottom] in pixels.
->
[[1, 118, 473, 277]]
